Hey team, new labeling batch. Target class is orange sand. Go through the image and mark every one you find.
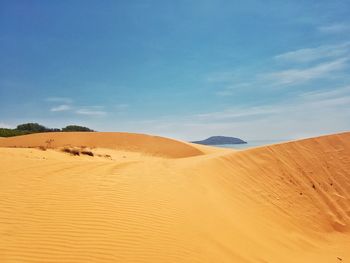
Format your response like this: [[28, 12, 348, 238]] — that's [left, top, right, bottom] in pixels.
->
[[0, 132, 203, 158], [0, 132, 349, 262]]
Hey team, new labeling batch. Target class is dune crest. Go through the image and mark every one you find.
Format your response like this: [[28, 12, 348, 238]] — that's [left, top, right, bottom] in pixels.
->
[[214, 132, 350, 232], [0, 132, 349, 262], [0, 132, 203, 158]]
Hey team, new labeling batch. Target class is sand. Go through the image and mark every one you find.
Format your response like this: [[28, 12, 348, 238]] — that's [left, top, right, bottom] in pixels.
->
[[0, 132, 203, 158], [0, 131, 349, 262]]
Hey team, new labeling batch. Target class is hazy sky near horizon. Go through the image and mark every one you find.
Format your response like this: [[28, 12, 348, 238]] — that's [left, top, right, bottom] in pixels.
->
[[1, 0, 350, 141]]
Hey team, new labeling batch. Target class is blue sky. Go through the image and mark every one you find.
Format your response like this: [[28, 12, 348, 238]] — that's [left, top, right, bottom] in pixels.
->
[[1, 0, 350, 141]]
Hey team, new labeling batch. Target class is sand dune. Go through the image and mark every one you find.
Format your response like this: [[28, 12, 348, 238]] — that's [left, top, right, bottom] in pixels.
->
[[0, 132, 349, 262], [0, 132, 203, 158]]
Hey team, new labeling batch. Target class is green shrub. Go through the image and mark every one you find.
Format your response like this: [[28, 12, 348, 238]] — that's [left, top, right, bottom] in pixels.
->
[[0, 128, 32, 137], [16, 123, 48, 132], [62, 125, 94, 132], [0, 123, 94, 137]]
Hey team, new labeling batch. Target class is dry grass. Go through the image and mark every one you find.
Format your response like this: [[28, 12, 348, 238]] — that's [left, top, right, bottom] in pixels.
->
[[61, 147, 94, 157], [37, 146, 47, 151], [81, 150, 94, 157], [62, 147, 80, 156], [97, 154, 112, 159]]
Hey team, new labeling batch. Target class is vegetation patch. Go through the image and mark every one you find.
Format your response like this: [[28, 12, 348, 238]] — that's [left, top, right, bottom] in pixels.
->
[[61, 147, 95, 157], [0, 123, 94, 137], [81, 150, 94, 157], [37, 146, 47, 151], [62, 147, 81, 156]]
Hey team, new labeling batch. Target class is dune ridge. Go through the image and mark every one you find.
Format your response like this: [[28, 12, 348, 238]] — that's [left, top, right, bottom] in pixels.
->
[[199, 132, 350, 231], [0, 132, 349, 262], [0, 132, 203, 158]]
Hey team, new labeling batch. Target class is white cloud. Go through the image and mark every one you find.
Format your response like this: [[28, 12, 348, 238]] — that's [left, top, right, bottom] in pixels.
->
[[45, 97, 109, 116], [50, 104, 71, 112], [318, 23, 350, 34], [119, 86, 350, 141], [194, 106, 277, 121], [237, 89, 350, 117], [214, 42, 350, 96], [263, 58, 348, 86], [76, 108, 107, 116], [274, 42, 350, 63], [216, 58, 348, 95], [300, 86, 350, 100]]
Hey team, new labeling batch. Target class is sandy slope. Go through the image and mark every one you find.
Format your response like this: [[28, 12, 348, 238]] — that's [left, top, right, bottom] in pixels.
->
[[0, 132, 203, 158], [0, 132, 349, 262]]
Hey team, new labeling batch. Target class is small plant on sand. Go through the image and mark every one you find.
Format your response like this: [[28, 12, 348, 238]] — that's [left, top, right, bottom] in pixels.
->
[[61, 147, 94, 157], [38, 146, 47, 151], [62, 147, 80, 156], [45, 139, 54, 148], [81, 150, 94, 157]]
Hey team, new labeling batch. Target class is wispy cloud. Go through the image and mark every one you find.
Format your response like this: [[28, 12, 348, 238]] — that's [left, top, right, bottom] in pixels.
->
[[127, 86, 350, 141], [46, 97, 109, 117], [215, 82, 253, 96], [264, 58, 348, 85], [216, 58, 348, 95], [194, 106, 277, 121], [196, 87, 350, 124], [318, 23, 350, 34], [214, 42, 350, 96], [300, 85, 350, 100], [274, 42, 350, 63], [76, 107, 107, 116], [50, 104, 71, 112]]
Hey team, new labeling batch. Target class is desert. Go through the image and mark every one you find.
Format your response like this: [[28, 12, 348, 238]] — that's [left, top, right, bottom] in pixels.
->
[[2, 1, 350, 262], [0, 131, 349, 262]]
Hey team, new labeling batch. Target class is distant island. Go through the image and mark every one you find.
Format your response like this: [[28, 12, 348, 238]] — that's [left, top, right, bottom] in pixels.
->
[[192, 136, 247, 145], [0, 123, 94, 137]]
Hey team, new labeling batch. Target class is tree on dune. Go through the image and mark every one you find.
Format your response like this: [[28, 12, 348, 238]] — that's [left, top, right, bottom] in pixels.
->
[[0, 123, 94, 137], [61, 125, 94, 132]]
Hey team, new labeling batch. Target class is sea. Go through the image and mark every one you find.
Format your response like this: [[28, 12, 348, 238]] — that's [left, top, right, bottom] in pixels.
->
[[213, 139, 289, 150]]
